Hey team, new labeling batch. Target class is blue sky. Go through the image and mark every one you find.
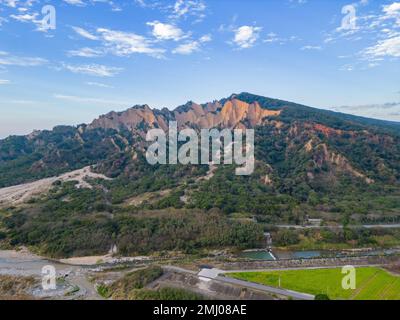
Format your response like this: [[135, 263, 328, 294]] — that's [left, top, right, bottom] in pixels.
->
[[0, 0, 399, 138]]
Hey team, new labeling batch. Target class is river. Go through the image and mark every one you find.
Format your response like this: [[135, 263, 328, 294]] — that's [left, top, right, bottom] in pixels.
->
[[0, 250, 100, 299]]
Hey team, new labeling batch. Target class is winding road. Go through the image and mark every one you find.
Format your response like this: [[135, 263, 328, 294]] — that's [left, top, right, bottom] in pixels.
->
[[276, 224, 400, 229], [216, 275, 314, 300]]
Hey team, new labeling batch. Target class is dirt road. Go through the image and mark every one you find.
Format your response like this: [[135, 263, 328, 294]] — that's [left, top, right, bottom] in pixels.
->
[[0, 166, 111, 205]]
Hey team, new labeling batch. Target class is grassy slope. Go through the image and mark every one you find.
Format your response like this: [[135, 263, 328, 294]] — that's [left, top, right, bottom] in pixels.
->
[[98, 266, 204, 300], [230, 267, 400, 300]]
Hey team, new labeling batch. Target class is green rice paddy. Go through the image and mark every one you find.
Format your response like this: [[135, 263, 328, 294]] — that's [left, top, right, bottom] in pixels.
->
[[229, 267, 400, 300]]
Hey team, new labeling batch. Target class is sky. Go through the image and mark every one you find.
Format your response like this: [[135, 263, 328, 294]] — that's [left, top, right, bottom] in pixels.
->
[[0, 0, 399, 138]]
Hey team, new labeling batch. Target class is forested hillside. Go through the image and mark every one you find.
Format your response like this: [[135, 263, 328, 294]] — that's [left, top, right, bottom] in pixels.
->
[[1, 93, 399, 257]]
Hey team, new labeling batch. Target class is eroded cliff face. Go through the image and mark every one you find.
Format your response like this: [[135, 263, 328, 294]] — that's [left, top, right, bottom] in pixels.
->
[[46, 91, 400, 189], [89, 105, 169, 132], [2, 91, 400, 195], [89, 98, 281, 132], [287, 122, 376, 184], [311, 142, 374, 184], [175, 99, 281, 129]]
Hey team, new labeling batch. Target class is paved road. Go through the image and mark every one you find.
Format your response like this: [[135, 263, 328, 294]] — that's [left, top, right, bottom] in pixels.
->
[[163, 265, 315, 300], [217, 276, 315, 300], [362, 224, 400, 229], [276, 224, 400, 229]]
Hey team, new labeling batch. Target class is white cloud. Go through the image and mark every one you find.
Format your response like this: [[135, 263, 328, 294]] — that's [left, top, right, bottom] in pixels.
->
[[86, 81, 113, 88], [199, 34, 211, 42], [383, 2, 400, 26], [233, 25, 262, 49], [63, 63, 123, 77], [263, 32, 280, 43], [67, 47, 104, 57], [0, 51, 47, 66], [0, 16, 7, 26], [289, 0, 308, 5], [340, 64, 355, 71], [71, 25, 166, 58], [0, 0, 19, 8], [383, 2, 400, 16], [134, 0, 206, 21], [133, 0, 161, 9], [363, 36, 400, 59], [263, 32, 300, 45], [172, 34, 211, 55], [0, 1, 56, 33], [63, 0, 86, 6], [332, 102, 400, 121], [173, 41, 200, 55], [10, 12, 38, 23], [9, 11, 49, 32], [134, 0, 147, 7], [147, 21, 185, 41], [63, 0, 121, 11], [72, 26, 99, 40], [301, 45, 322, 51], [171, 0, 206, 21], [358, 3, 400, 61], [97, 27, 165, 58], [53, 93, 128, 105], [322, 2, 400, 66], [0, 79, 10, 84]]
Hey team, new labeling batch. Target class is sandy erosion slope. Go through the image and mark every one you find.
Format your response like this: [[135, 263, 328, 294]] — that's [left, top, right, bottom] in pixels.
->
[[0, 166, 111, 205]]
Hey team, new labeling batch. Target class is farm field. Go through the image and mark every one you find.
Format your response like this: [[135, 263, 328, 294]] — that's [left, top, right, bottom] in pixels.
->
[[229, 267, 400, 300]]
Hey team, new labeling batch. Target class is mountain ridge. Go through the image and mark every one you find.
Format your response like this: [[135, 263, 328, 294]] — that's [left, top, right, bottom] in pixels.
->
[[88, 94, 282, 132], [0, 92, 399, 189], [1, 92, 400, 258], [87, 92, 400, 135], [2, 92, 399, 141]]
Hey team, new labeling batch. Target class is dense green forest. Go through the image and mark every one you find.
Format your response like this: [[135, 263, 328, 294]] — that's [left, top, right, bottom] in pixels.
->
[[0, 181, 264, 257]]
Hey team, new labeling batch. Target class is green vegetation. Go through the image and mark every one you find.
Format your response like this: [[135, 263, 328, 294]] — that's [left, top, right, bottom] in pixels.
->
[[0, 126, 127, 188], [0, 275, 36, 299], [314, 294, 330, 300], [235, 92, 400, 135], [97, 284, 111, 298], [1, 93, 400, 257], [230, 267, 400, 300], [0, 178, 264, 258], [98, 266, 203, 300], [134, 287, 204, 300], [189, 123, 400, 221], [65, 285, 80, 297], [271, 227, 400, 250], [107, 266, 163, 297]]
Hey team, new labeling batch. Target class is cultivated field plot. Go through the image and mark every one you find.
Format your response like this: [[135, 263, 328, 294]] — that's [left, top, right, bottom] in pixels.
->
[[229, 267, 400, 300]]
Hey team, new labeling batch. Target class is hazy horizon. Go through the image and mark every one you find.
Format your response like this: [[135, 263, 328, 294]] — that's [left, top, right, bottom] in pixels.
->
[[1, 91, 400, 139]]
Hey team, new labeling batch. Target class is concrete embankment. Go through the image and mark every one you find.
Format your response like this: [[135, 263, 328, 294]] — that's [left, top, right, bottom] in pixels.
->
[[220, 255, 399, 271], [150, 268, 280, 300]]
